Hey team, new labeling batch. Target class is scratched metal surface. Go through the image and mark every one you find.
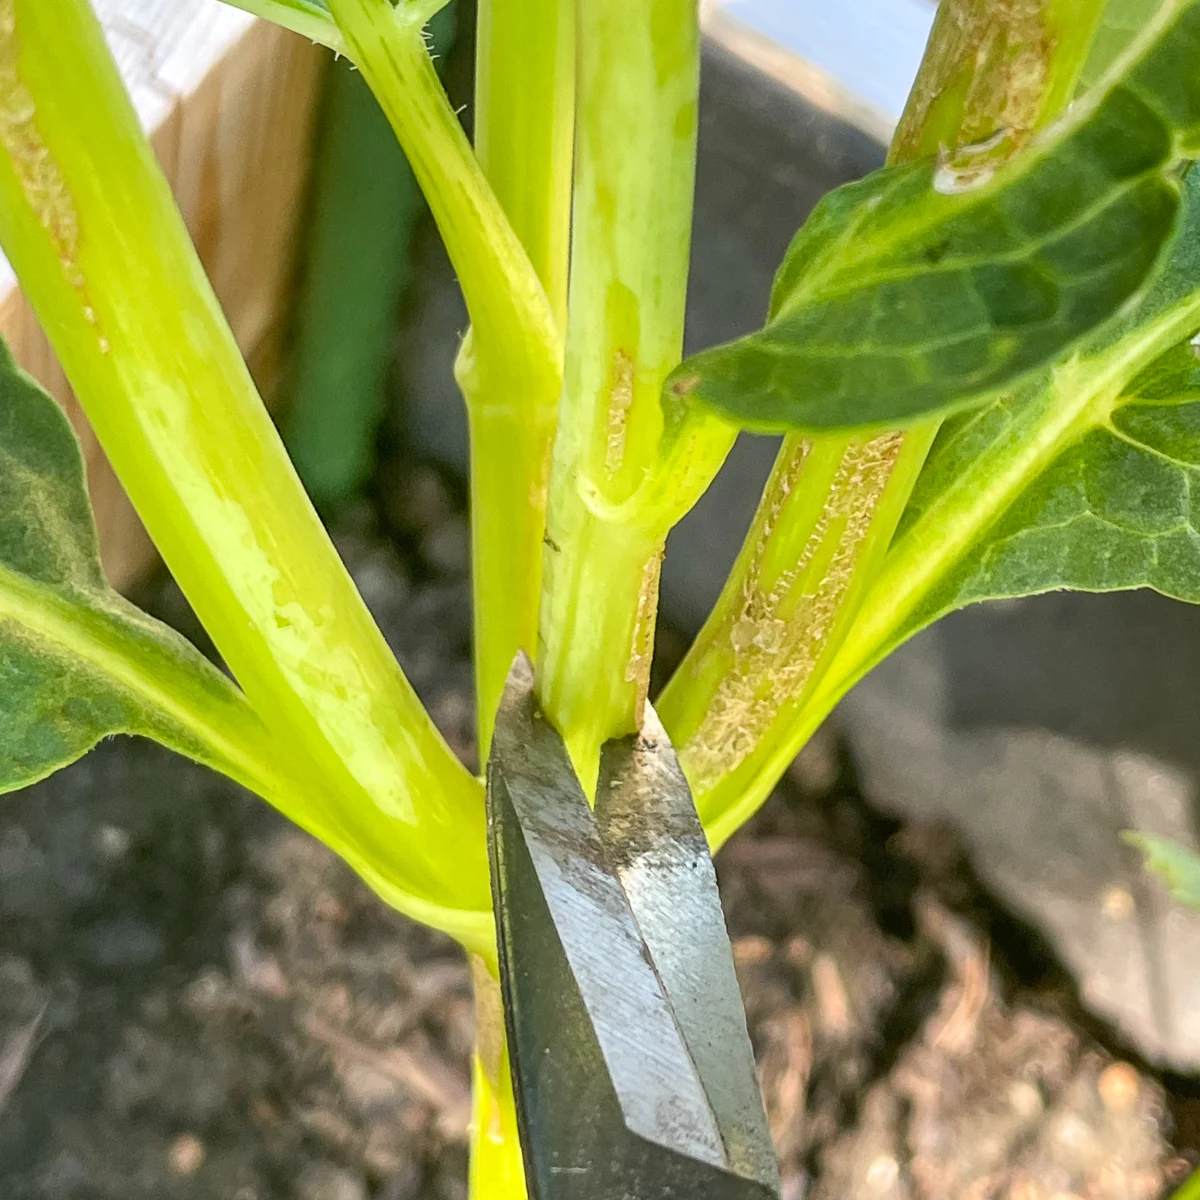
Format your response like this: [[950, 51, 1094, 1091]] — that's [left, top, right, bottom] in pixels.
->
[[596, 707, 778, 1191], [488, 657, 778, 1198]]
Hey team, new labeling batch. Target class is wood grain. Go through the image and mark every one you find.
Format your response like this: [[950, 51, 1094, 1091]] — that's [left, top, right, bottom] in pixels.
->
[[0, 4, 325, 588]]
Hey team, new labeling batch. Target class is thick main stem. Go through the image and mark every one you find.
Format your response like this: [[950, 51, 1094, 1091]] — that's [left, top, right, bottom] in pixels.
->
[[468, 0, 574, 759], [659, 0, 1108, 844], [537, 0, 703, 786], [0, 0, 491, 946]]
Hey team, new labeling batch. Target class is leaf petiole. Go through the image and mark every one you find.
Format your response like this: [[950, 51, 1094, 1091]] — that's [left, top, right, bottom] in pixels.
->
[[215, 0, 346, 53], [467, 0, 574, 758]]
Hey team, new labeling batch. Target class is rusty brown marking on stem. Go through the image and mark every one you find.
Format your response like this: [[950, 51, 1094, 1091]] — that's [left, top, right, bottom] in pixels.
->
[[893, 0, 1055, 166], [0, 1, 106, 350], [675, 0, 1083, 796], [626, 543, 664, 727], [682, 435, 902, 792], [604, 348, 636, 474]]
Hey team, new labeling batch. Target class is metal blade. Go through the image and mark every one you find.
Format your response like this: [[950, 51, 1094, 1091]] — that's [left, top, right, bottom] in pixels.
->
[[597, 702, 781, 1194], [487, 653, 780, 1200]]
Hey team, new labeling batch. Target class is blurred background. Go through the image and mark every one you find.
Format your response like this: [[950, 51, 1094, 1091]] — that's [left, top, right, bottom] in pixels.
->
[[1, 1, 1198, 1197]]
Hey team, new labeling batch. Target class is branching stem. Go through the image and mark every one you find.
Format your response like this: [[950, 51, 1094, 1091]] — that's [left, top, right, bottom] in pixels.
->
[[659, 0, 1109, 844], [536, 0, 706, 787]]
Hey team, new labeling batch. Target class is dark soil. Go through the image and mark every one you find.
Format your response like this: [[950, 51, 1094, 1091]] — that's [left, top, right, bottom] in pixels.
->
[[0, 458, 1193, 1199]]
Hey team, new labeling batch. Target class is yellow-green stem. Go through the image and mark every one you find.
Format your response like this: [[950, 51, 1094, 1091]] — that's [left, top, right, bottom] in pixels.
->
[[1173, 1168, 1200, 1200], [474, 0, 574, 329], [326, 0, 557, 374], [468, 959, 527, 1200], [0, 0, 491, 947], [537, 0, 703, 787], [462, 5, 577, 1189], [660, 0, 1108, 844], [468, 0, 574, 759], [661, 430, 934, 844], [326, 0, 562, 768]]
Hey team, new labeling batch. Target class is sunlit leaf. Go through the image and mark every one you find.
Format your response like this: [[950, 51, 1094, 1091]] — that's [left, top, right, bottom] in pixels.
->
[[889, 169, 1200, 633], [0, 338, 276, 795], [670, 1, 1200, 434], [822, 164, 1200, 698]]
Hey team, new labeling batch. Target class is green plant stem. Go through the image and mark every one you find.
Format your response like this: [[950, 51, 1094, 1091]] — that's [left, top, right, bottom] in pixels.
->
[[468, 0, 574, 759], [466, 4, 574, 1166], [474, 0, 573, 328], [465, 398, 560, 749], [660, 429, 934, 842], [0, 0, 491, 948], [468, 959, 527, 1200], [659, 0, 1107, 846], [326, 0, 564, 763], [537, 0, 704, 787], [468, 1047, 526, 1200], [1172, 1167, 1200, 1200], [326, 0, 557, 369], [894, 0, 1106, 160]]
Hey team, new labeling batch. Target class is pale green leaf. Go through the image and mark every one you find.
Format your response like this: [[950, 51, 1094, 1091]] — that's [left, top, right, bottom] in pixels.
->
[[0, 338, 278, 796], [669, 0, 1200, 434], [1124, 832, 1200, 909]]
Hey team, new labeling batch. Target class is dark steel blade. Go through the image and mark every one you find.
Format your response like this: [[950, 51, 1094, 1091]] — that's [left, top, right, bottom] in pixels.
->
[[487, 653, 780, 1200], [597, 704, 780, 1193]]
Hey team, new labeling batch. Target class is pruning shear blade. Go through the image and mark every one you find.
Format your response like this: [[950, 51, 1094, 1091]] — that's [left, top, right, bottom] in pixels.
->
[[487, 653, 780, 1199]]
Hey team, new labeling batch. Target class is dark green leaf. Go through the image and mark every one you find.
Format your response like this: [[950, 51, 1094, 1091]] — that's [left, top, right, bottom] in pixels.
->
[[0, 339, 276, 795], [1124, 833, 1200, 909], [892, 164, 1200, 626], [835, 164, 1200, 685], [1079, 0, 1168, 91], [669, 0, 1200, 434]]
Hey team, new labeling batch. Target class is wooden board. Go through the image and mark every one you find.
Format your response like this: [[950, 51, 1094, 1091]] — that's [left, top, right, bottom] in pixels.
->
[[0, 3, 326, 589]]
